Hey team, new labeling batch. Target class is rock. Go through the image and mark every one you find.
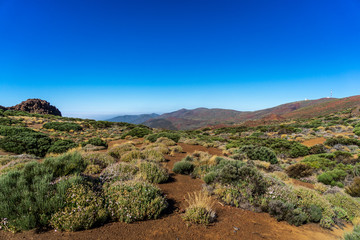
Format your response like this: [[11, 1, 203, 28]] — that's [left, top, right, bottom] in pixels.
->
[[0, 105, 6, 111], [8, 99, 62, 116]]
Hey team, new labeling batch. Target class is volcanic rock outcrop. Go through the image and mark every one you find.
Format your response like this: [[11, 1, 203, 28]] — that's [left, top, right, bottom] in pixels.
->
[[6, 99, 62, 116]]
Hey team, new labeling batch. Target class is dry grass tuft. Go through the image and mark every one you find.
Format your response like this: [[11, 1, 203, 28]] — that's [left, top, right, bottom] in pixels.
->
[[185, 191, 216, 212]]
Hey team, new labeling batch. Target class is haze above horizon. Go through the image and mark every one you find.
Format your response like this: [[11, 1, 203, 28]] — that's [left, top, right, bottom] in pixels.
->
[[1, 0, 359, 120]]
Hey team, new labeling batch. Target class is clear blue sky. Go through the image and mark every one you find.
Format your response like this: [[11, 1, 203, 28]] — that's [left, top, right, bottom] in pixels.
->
[[1, 0, 359, 119]]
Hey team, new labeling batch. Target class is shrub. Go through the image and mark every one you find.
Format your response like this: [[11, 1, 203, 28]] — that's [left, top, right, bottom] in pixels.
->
[[285, 163, 313, 179], [0, 132, 52, 157], [306, 205, 322, 223], [325, 137, 360, 147], [344, 225, 360, 240], [43, 122, 82, 132], [354, 127, 360, 136], [155, 137, 176, 146], [268, 200, 295, 221], [309, 144, 327, 154], [345, 177, 360, 197], [302, 155, 336, 171], [84, 164, 102, 174], [146, 132, 181, 143], [100, 162, 139, 182], [48, 139, 77, 154], [293, 187, 335, 229], [122, 127, 152, 138], [317, 169, 347, 186], [182, 191, 216, 225], [173, 161, 195, 174], [326, 192, 360, 221], [82, 137, 108, 148], [50, 184, 107, 231], [107, 143, 136, 159], [82, 152, 116, 169], [43, 152, 87, 178], [0, 125, 35, 136], [0, 162, 84, 232], [236, 145, 278, 164], [139, 162, 169, 184], [203, 172, 217, 184], [142, 149, 165, 162], [121, 150, 144, 162], [104, 181, 167, 223], [227, 137, 309, 158]]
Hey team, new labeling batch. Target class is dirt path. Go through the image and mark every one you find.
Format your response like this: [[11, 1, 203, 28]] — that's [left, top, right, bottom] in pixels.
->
[[0, 143, 350, 240]]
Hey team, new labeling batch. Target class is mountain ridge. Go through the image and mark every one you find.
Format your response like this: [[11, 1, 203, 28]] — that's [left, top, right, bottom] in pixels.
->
[[143, 96, 360, 130]]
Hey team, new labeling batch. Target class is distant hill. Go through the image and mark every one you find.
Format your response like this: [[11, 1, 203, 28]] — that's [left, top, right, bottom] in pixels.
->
[[144, 96, 360, 130], [1, 99, 62, 116], [106, 113, 159, 124]]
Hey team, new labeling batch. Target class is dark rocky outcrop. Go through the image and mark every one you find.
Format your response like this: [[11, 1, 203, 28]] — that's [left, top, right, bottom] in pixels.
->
[[7, 99, 62, 116], [0, 105, 7, 111]]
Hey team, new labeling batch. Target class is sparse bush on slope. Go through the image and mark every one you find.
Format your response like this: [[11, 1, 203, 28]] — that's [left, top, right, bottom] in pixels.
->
[[104, 181, 167, 223], [43, 122, 83, 132]]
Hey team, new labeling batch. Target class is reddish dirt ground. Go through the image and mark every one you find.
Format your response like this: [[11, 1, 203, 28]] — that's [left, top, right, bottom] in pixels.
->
[[301, 137, 326, 147], [0, 143, 351, 240]]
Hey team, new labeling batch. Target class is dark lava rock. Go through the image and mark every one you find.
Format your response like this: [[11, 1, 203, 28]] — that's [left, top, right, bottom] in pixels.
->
[[8, 99, 62, 116]]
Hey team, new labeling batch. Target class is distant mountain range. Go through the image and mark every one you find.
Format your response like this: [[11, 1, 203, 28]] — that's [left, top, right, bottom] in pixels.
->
[[106, 113, 159, 124], [104, 95, 360, 130], [141, 95, 360, 130]]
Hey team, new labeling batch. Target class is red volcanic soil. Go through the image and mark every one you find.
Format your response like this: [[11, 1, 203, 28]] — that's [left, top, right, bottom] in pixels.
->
[[301, 137, 326, 147], [0, 143, 350, 240]]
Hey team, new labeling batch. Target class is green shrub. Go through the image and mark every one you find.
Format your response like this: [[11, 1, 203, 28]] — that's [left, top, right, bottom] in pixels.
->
[[104, 181, 167, 223], [48, 139, 77, 154], [50, 184, 107, 231], [84, 164, 102, 174], [43, 122, 83, 132], [100, 162, 139, 182], [146, 132, 181, 143], [309, 144, 327, 154], [326, 192, 360, 221], [236, 145, 278, 164], [142, 149, 165, 162], [173, 161, 195, 174], [325, 137, 360, 147], [182, 207, 215, 225], [0, 162, 84, 232], [0, 132, 52, 157], [82, 152, 116, 169], [81, 137, 108, 148], [139, 162, 169, 184], [43, 152, 87, 178], [0, 117, 23, 126], [121, 150, 144, 162], [302, 155, 336, 171], [226, 137, 308, 158], [285, 163, 313, 179], [122, 127, 152, 138], [317, 169, 347, 186], [306, 205, 322, 223], [0, 126, 35, 136], [344, 225, 360, 240], [354, 127, 360, 136], [203, 172, 217, 184], [108, 143, 136, 159]]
